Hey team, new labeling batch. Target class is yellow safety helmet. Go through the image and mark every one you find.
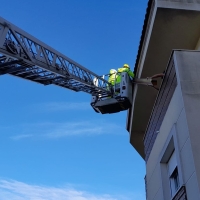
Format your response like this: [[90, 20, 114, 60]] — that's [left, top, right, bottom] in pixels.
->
[[110, 69, 117, 74], [123, 64, 130, 68]]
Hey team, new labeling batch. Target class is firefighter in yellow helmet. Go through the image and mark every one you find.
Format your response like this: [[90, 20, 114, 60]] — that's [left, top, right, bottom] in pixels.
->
[[108, 69, 118, 86], [116, 64, 134, 83]]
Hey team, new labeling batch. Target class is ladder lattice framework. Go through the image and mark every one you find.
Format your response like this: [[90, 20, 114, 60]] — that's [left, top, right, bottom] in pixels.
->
[[0, 16, 111, 96]]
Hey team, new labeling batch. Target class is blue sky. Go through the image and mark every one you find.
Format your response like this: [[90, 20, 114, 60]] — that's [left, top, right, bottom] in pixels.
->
[[0, 1, 148, 199]]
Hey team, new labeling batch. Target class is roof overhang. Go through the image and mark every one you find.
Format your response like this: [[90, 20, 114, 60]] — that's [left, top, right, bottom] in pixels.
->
[[128, 1, 200, 159]]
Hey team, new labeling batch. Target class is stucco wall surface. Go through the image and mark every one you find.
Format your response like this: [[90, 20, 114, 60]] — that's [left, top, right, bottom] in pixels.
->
[[175, 50, 200, 199]]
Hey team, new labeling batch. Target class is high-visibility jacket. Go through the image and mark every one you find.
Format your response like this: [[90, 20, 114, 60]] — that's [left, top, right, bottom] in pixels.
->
[[108, 70, 118, 85], [116, 67, 134, 83]]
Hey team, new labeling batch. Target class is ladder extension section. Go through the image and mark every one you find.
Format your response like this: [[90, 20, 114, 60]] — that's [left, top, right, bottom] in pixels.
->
[[0, 16, 111, 96]]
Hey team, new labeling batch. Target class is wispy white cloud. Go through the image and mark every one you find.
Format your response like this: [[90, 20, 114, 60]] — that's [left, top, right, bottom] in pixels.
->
[[10, 134, 33, 140], [34, 102, 90, 112], [0, 179, 135, 200], [43, 121, 121, 139], [9, 120, 123, 140]]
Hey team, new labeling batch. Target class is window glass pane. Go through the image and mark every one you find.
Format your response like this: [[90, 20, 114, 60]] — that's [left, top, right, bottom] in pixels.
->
[[170, 167, 180, 197]]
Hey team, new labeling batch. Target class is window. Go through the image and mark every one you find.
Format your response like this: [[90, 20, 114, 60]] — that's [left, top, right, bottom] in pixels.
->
[[167, 151, 180, 197], [170, 167, 180, 196]]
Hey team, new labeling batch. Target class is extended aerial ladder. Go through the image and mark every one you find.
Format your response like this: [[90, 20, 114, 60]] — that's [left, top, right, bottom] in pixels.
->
[[0, 16, 159, 114]]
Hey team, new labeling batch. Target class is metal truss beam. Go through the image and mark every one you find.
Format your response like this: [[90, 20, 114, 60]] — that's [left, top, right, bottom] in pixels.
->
[[0, 16, 111, 96]]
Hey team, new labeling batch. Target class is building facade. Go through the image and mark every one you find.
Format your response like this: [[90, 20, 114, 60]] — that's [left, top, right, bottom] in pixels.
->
[[128, 1, 200, 200], [145, 50, 200, 199]]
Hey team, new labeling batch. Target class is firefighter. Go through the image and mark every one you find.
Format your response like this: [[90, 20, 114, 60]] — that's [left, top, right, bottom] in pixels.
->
[[116, 64, 134, 83], [108, 69, 118, 86]]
